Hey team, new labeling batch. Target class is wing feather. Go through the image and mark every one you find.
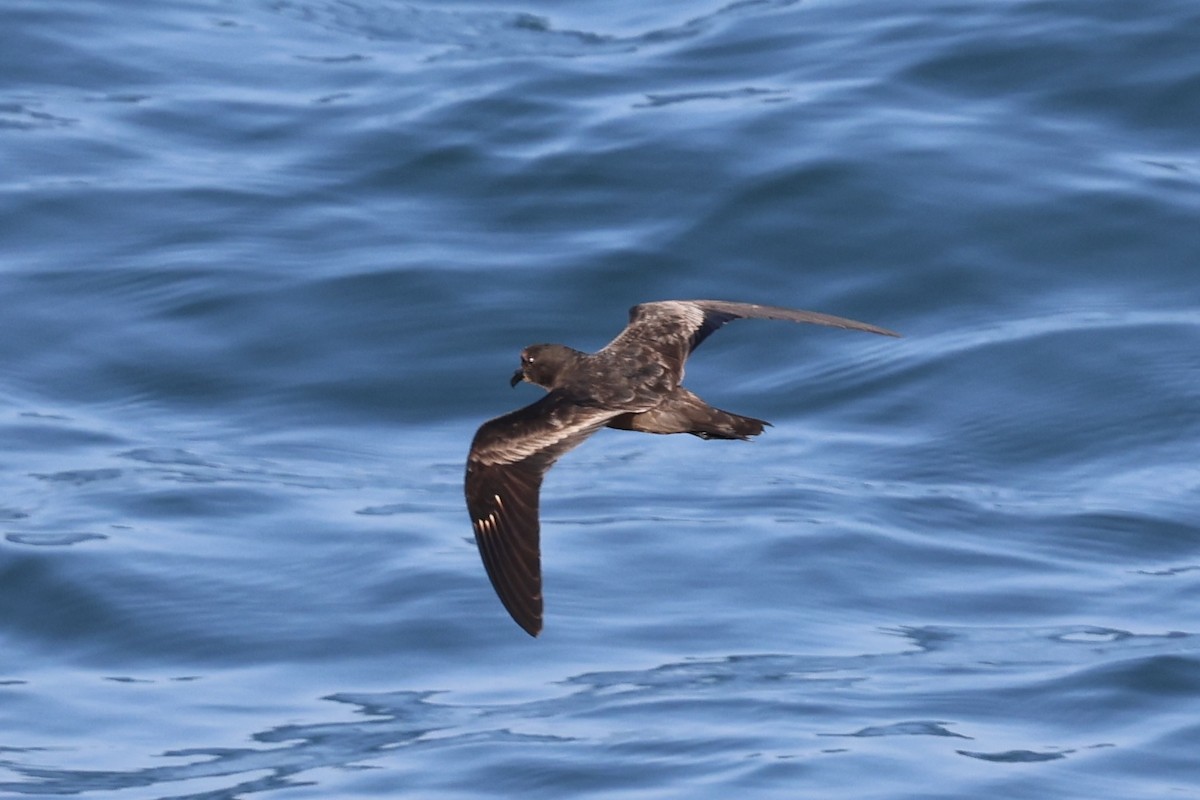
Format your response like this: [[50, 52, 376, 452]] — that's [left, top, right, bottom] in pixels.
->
[[465, 394, 613, 636], [603, 299, 898, 381]]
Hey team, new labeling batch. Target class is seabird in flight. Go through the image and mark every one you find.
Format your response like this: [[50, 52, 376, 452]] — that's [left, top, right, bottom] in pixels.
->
[[465, 300, 898, 636]]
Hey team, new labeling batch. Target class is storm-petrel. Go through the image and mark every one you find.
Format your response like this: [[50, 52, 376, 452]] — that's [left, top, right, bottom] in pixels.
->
[[466, 300, 899, 636]]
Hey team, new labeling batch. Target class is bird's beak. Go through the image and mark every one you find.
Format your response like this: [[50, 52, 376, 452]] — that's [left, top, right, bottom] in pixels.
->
[[510, 368, 524, 388]]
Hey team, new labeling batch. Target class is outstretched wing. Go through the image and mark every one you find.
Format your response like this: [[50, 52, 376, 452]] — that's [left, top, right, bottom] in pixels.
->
[[465, 393, 614, 636], [603, 299, 899, 380]]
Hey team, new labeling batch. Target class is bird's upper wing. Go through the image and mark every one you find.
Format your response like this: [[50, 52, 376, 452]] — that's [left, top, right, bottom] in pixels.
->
[[465, 393, 615, 637], [603, 299, 899, 379]]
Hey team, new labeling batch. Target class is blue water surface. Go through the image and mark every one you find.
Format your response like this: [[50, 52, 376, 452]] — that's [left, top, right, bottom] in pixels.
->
[[2, 0, 1199, 797]]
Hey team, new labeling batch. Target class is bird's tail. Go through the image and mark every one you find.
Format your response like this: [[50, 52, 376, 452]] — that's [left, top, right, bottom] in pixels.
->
[[607, 388, 771, 441]]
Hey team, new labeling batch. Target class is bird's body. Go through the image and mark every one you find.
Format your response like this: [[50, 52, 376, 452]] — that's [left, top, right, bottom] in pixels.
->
[[466, 300, 898, 636]]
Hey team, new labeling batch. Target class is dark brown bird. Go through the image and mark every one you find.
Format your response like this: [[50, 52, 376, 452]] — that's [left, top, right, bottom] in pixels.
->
[[465, 300, 899, 636]]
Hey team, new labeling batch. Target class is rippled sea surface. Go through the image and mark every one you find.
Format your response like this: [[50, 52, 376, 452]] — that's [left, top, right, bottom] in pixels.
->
[[3, 1, 1199, 797]]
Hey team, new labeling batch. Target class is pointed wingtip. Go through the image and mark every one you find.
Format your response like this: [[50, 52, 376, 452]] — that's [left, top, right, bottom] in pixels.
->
[[843, 320, 901, 338]]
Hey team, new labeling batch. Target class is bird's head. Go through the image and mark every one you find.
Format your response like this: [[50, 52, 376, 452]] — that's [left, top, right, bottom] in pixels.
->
[[510, 344, 576, 390]]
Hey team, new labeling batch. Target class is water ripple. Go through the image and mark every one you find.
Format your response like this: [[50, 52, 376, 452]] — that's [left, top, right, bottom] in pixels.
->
[[271, 0, 803, 60], [0, 625, 1194, 797]]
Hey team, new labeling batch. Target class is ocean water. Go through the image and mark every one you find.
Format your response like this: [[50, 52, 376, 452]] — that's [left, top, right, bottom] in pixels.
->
[[2, 0, 1199, 797]]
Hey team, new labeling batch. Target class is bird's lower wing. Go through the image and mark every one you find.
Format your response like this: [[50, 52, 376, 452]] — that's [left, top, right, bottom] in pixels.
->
[[466, 458, 546, 636], [466, 395, 614, 636]]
